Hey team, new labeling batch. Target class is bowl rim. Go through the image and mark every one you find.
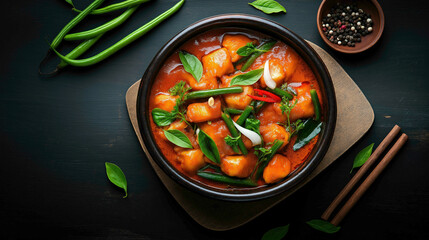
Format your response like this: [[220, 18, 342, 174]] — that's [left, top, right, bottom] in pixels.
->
[[316, 0, 385, 54], [137, 14, 337, 201]]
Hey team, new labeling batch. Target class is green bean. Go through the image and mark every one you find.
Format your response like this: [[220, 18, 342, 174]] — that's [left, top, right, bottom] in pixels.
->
[[224, 108, 244, 115], [57, 34, 103, 69], [310, 89, 322, 121], [241, 40, 276, 71], [52, 0, 185, 67], [51, 0, 105, 49], [252, 100, 266, 114], [197, 172, 257, 187], [221, 113, 248, 155], [236, 105, 253, 126], [269, 88, 293, 100], [72, 0, 149, 15], [254, 140, 284, 180], [64, 6, 139, 41], [185, 87, 243, 100]]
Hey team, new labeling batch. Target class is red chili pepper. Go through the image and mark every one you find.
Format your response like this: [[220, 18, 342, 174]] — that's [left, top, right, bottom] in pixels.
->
[[247, 89, 281, 103]]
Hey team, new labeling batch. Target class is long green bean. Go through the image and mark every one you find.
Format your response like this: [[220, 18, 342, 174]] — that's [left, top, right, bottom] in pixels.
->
[[52, 0, 185, 67], [72, 0, 149, 15], [57, 34, 104, 69], [254, 140, 284, 180], [197, 172, 257, 187], [64, 6, 139, 41], [221, 113, 248, 155], [224, 108, 244, 115], [185, 87, 243, 100], [241, 40, 276, 71], [269, 88, 293, 100], [51, 0, 105, 48], [310, 89, 322, 121], [236, 105, 253, 126]]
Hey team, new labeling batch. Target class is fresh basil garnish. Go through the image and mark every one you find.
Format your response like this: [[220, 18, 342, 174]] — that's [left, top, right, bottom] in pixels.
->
[[262, 224, 289, 240], [230, 69, 264, 86], [105, 162, 128, 198], [249, 0, 287, 14], [293, 119, 322, 151], [163, 129, 193, 149], [350, 143, 374, 173], [306, 219, 341, 233], [151, 108, 176, 127], [237, 42, 269, 57], [245, 118, 261, 134], [198, 130, 221, 164], [179, 51, 203, 82]]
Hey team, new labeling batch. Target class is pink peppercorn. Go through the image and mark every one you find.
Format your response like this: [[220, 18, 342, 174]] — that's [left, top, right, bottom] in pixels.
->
[[341, 25, 347, 30]]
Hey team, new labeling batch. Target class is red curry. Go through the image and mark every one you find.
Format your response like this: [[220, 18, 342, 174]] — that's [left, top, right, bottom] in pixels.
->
[[149, 29, 322, 189]]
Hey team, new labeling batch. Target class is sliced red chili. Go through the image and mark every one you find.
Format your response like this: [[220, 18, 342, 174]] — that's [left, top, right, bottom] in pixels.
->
[[247, 94, 278, 102], [247, 89, 281, 103]]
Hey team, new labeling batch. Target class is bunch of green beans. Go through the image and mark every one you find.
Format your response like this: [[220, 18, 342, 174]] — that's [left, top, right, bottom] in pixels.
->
[[52, 0, 185, 67]]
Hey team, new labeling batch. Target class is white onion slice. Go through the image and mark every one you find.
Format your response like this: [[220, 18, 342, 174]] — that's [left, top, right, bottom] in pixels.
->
[[232, 121, 262, 146], [264, 60, 276, 89]]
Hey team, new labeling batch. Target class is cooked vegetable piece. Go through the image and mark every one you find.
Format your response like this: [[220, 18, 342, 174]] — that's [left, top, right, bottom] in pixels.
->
[[220, 74, 254, 109], [260, 59, 286, 88], [225, 108, 244, 115], [269, 87, 293, 100], [236, 106, 253, 126], [153, 94, 179, 112], [185, 87, 243, 100], [263, 154, 291, 184], [288, 82, 315, 122], [248, 89, 281, 103], [197, 172, 257, 187], [222, 34, 256, 62], [187, 98, 222, 123], [221, 153, 258, 178], [178, 149, 206, 175], [200, 120, 237, 157], [310, 89, 322, 121], [293, 119, 322, 151], [202, 48, 234, 78], [221, 113, 248, 155], [260, 123, 290, 149]]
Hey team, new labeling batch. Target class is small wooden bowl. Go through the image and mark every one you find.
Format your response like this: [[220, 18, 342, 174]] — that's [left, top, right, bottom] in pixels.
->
[[317, 0, 385, 54]]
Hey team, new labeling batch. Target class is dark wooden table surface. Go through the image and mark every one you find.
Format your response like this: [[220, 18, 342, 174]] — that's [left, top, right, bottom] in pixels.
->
[[1, 0, 428, 239]]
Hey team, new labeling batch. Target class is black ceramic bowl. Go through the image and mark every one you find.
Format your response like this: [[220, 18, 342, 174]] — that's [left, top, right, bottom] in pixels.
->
[[137, 14, 336, 202]]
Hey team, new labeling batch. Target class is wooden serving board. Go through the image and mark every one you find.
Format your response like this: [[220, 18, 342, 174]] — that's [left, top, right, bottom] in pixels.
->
[[125, 41, 374, 231]]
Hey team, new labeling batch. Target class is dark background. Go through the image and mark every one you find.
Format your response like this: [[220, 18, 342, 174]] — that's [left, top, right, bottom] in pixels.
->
[[1, 0, 428, 239]]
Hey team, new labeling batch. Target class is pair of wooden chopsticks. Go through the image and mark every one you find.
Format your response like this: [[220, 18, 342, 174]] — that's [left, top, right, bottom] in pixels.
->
[[321, 125, 407, 226]]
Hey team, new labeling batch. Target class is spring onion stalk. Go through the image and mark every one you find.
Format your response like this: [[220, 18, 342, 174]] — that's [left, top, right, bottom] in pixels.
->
[[232, 121, 261, 146]]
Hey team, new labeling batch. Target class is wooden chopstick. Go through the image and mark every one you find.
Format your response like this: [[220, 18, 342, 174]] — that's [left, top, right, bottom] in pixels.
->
[[330, 133, 408, 225], [321, 125, 401, 220]]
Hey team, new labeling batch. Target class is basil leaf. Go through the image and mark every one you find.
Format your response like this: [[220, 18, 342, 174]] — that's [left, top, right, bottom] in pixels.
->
[[262, 224, 289, 240], [245, 118, 261, 134], [105, 162, 128, 198], [198, 130, 221, 164], [237, 43, 257, 57], [163, 129, 193, 149], [230, 69, 264, 86], [151, 108, 175, 127], [293, 119, 322, 151], [179, 51, 203, 82], [306, 219, 341, 233], [249, 0, 287, 14], [350, 143, 374, 173]]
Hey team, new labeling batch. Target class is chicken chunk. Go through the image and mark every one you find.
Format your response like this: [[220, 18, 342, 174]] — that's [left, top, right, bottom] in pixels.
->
[[220, 74, 254, 109], [186, 98, 222, 123], [178, 149, 206, 175], [182, 71, 218, 91], [263, 154, 291, 184], [199, 119, 236, 157], [259, 123, 290, 148], [221, 153, 257, 178], [222, 34, 256, 62], [202, 48, 234, 78], [257, 103, 287, 126], [288, 82, 315, 122], [259, 59, 286, 88], [153, 93, 178, 112]]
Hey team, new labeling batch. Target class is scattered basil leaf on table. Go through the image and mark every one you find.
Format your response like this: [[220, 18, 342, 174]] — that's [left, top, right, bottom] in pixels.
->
[[350, 143, 375, 173], [198, 130, 221, 164], [230, 69, 264, 86], [151, 108, 175, 127], [179, 51, 203, 82], [306, 219, 341, 233], [163, 129, 193, 148], [249, 0, 287, 14], [105, 162, 128, 198], [293, 119, 322, 151], [262, 224, 289, 240]]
